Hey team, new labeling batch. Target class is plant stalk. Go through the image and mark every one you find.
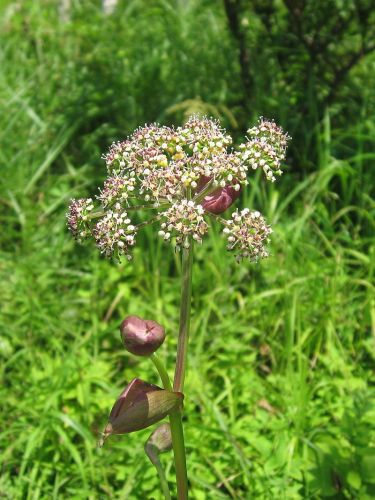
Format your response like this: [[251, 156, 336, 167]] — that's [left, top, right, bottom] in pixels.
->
[[151, 353, 189, 500], [172, 239, 194, 499], [168, 410, 188, 500], [151, 353, 172, 391], [174, 241, 194, 393], [152, 237, 193, 499], [146, 446, 172, 500]]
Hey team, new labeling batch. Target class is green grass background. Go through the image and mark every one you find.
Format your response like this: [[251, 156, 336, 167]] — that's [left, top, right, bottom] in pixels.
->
[[0, 1, 374, 499]]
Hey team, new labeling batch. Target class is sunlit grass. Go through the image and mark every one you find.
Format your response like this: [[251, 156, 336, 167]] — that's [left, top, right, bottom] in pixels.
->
[[1, 149, 373, 497]]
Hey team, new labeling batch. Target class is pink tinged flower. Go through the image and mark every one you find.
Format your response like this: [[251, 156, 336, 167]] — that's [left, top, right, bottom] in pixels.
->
[[69, 116, 289, 260], [120, 315, 166, 357], [102, 378, 183, 438], [66, 198, 94, 240], [103, 139, 136, 174], [98, 176, 136, 206], [179, 115, 232, 155], [140, 160, 184, 201]]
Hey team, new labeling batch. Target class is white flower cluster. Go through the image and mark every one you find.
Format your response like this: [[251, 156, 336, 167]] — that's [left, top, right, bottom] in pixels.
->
[[223, 208, 272, 262], [93, 204, 137, 259], [238, 118, 290, 182], [247, 118, 289, 157], [178, 116, 232, 156], [67, 115, 289, 260], [100, 115, 289, 205], [158, 200, 208, 248]]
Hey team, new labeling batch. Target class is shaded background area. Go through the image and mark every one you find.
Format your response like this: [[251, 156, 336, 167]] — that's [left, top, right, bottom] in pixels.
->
[[0, 1, 374, 498]]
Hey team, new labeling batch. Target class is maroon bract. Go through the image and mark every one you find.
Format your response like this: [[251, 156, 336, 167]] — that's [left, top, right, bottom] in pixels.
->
[[202, 184, 241, 214], [120, 315, 166, 356], [103, 378, 183, 437], [197, 175, 241, 214]]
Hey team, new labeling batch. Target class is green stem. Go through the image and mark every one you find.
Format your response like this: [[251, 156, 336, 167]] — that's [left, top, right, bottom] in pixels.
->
[[168, 411, 188, 500], [151, 353, 172, 390], [136, 214, 162, 229], [151, 354, 188, 500], [146, 447, 172, 500], [172, 239, 194, 499], [173, 241, 194, 393], [149, 354, 173, 500], [151, 237, 193, 500]]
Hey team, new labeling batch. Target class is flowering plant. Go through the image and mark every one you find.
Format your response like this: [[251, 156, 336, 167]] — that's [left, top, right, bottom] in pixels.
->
[[67, 116, 289, 499]]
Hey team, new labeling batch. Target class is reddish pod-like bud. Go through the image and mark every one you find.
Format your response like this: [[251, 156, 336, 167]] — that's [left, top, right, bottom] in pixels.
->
[[120, 315, 166, 356], [102, 378, 183, 439], [197, 176, 241, 214]]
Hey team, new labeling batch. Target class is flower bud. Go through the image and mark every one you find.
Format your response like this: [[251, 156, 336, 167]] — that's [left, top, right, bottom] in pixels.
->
[[145, 423, 172, 457], [197, 175, 241, 214], [102, 378, 183, 438], [120, 315, 165, 356]]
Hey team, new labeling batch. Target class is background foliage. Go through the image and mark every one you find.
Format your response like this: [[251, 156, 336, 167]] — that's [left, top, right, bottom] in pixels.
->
[[0, 0, 374, 498]]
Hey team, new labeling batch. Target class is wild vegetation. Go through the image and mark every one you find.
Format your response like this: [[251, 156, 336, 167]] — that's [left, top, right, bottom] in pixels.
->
[[0, 1, 374, 498]]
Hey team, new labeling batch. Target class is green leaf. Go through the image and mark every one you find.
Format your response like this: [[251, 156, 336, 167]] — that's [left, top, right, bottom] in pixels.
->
[[346, 470, 361, 490]]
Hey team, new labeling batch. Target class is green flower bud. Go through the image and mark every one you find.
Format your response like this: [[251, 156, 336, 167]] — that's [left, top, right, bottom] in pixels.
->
[[145, 423, 172, 457], [102, 378, 183, 439]]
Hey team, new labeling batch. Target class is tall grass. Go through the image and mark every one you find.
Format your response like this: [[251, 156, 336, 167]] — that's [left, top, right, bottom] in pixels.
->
[[0, 1, 374, 498]]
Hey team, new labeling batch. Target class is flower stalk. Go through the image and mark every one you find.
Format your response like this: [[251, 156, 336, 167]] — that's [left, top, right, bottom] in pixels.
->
[[151, 233, 194, 500], [151, 353, 189, 499], [170, 239, 195, 499], [168, 411, 188, 500], [149, 354, 189, 499], [146, 452, 172, 500], [174, 240, 194, 393], [151, 245, 193, 499], [145, 424, 173, 500]]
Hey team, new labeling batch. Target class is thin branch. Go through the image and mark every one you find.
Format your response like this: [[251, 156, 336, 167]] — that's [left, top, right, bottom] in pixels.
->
[[136, 214, 162, 230], [223, 0, 252, 111], [325, 42, 375, 105]]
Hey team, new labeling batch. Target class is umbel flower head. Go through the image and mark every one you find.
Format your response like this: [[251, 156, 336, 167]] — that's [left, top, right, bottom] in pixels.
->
[[67, 116, 289, 261]]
